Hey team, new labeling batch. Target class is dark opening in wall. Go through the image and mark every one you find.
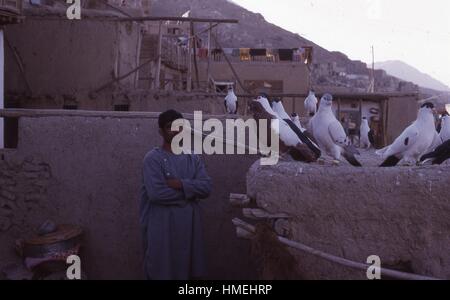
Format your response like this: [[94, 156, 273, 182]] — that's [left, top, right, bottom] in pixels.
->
[[114, 105, 130, 112], [4, 117, 19, 149], [63, 104, 78, 110]]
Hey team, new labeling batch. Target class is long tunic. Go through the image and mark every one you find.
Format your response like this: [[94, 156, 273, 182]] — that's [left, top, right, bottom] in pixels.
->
[[139, 147, 212, 280]]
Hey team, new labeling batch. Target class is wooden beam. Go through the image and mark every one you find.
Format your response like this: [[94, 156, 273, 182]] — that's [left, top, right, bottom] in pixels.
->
[[116, 16, 239, 24], [93, 57, 158, 94], [97, 0, 134, 18], [229, 193, 251, 207], [4, 34, 32, 95], [0, 108, 239, 121]]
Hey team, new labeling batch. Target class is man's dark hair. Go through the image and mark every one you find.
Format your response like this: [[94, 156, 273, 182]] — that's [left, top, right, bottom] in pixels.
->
[[158, 109, 184, 129]]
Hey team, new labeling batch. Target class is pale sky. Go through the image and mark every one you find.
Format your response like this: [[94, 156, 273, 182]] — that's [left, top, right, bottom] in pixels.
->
[[232, 0, 450, 87]]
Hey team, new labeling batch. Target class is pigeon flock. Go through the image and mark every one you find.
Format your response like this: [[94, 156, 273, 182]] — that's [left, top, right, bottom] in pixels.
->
[[243, 91, 450, 167]]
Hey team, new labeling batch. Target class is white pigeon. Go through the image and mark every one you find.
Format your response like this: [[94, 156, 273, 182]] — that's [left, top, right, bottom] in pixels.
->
[[376, 102, 436, 166], [251, 96, 319, 162], [272, 99, 322, 157], [309, 93, 361, 166], [254, 96, 301, 147], [439, 114, 450, 142], [224, 88, 238, 114], [304, 91, 318, 117], [272, 100, 306, 132], [291, 113, 302, 130], [181, 10, 191, 18], [360, 117, 372, 149]]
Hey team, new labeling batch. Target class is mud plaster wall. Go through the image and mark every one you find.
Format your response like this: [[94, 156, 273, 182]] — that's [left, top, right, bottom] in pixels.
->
[[0, 115, 258, 280], [198, 62, 310, 95], [247, 161, 450, 280], [387, 96, 421, 145], [5, 19, 141, 105]]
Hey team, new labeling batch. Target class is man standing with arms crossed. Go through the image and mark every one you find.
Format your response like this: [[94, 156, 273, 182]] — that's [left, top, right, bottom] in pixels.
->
[[140, 109, 212, 280]]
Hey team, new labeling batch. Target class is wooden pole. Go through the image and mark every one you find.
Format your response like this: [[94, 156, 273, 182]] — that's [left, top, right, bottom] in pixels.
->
[[359, 98, 363, 145], [187, 29, 192, 92], [190, 21, 200, 90], [155, 21, 163, 89], [212, 34, 249, 94], [134, 28, 142, 89], [383, 99, 389, 146], [206, 22, 212, 92], [0, 29, 3, 148], [116, 16, 239, 24]]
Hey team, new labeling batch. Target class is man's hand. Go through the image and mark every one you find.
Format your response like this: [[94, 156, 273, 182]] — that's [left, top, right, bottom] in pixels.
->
[[166, 179, 183, 190]]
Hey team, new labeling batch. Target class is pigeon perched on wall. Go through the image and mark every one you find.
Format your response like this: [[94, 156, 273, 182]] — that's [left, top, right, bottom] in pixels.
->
[[291, 113, 302, 130], [309, 94, 362, 166], [250, 96, 318, 162], [224, 87, 238, 114], [360, 117, 374, 149], [271, 99, 321, 158], [420, 139, 450, 165], [439, 114, 450, 142], [304, 91, 318, 117], [376, 102, 437, 167]]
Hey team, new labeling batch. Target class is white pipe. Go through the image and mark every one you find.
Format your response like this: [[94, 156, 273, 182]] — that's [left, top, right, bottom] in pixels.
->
[[232, 218, 442, 280], [0, 29, 4, 149]]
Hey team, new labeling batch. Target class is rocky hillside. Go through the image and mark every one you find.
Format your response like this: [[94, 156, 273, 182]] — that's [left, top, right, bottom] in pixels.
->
[[150, 0, 368, 74], [150, 0, 435, 94], [375, 61, 450, 92]]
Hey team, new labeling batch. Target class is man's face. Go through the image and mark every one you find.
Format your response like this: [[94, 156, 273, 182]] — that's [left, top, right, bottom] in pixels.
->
[[160, 122, 181, 145]]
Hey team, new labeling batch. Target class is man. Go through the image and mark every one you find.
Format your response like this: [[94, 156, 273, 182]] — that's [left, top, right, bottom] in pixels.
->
[[140, 109, 212, 280]]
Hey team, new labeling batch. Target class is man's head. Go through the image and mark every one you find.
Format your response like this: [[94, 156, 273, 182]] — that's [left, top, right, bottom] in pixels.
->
[[158, 109, 184, 145]]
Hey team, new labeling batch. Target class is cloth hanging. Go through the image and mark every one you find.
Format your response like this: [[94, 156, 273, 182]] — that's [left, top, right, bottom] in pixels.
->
[[240, 48, 251, 61], [197, 48, 208, 59], [223, 48, 234, 56], [232, 49, 240, 57]]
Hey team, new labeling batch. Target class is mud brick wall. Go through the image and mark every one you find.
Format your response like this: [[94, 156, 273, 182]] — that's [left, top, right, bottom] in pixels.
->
[[0, 113, 258, 280], [247, 161, 450, 280]]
